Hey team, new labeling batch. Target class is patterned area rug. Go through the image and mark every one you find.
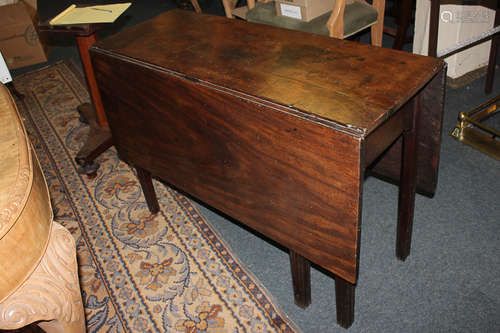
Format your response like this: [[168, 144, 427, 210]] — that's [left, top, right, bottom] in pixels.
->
[[12, 61, 299, 333]]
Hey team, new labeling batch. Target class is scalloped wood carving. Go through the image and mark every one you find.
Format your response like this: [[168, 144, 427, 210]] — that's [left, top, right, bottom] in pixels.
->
[[0, 83, 32, 236], [0, 222, 86, 332]]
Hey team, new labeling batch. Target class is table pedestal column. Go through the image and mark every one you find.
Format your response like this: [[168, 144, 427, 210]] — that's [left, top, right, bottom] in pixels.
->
[[38, 24, 113, 178], [74, 32, 112, 177]]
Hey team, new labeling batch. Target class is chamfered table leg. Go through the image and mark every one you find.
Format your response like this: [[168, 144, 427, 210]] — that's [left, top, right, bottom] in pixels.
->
[[396, 95, 421, 261], [335, 276, 355, 329], [136, 167, 160, 214], [289, 250, 311, 308]]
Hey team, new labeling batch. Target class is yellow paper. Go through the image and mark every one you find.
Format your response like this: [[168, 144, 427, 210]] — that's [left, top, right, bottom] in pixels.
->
[[50, 3, 132, 25]]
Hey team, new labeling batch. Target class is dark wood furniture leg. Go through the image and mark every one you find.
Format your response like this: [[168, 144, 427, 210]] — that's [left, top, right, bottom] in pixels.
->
[[335, 276, 355, 329], [74, 33, 113, 177], [428, 0, 440, 58], [290, 251, 355, 328], [392, 0, 414, 50], [136, 167, 160, 214], [396, 96, 421, 261], [289, 250, 311, 309], [485, 9, 500, 94]]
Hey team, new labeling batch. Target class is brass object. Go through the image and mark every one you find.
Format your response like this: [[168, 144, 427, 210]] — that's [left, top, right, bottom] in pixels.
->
[[450, 94, 500, 161]]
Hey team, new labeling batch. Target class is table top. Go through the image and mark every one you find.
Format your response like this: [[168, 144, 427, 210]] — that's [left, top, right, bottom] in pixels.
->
[[93, 9, 444, 136], [38, 21, 103, 36]]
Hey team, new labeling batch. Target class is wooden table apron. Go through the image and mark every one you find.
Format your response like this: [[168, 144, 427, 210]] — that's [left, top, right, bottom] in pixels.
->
[[89, 10, 445, 286]]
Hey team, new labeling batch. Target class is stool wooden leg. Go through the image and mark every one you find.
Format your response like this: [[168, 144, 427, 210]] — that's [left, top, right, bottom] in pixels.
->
[[396, 95, 421, 261], [190, 0, 202, 13], [335, 276, 355, 329], [136, 167, 160, 214], [370, 0, 385, 47], [289, 250, 311, 308], [0, 222, 85, 332]]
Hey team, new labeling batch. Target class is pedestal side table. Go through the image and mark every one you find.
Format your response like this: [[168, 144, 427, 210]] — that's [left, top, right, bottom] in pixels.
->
[[38, 23, 113, 177]]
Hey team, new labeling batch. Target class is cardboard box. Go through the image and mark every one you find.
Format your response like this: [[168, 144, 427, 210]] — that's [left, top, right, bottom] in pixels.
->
[[0, 0, 48, 70], [275, 0, 335, 22]]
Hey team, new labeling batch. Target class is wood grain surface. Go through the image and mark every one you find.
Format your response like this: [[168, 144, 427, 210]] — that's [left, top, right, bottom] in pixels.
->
[[0, 84, 52, 303], [90, 9, 446, 284], [92, 9, 443, 136], [92, 56, 364, 282]]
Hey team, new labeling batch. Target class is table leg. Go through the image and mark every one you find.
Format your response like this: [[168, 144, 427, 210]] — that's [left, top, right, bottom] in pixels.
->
[[289, 250, 311, 308], [396, 95, 421, 261], [136, 167, 160, 214], [335, 276, 355, 329], [289, 236, 356, 328]]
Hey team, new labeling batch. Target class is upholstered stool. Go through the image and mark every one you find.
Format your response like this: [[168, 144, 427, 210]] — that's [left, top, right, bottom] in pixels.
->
[[222, 0, 385, 46], [0, 83, 85, 333], [246, 1, 378, 39]]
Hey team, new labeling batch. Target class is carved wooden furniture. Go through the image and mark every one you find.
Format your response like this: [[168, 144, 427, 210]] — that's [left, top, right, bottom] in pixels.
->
[[0, 84, 85, 332], [90, 10, 446, 328], [222, 0, 385, 46], [38, 23, 113, 177]]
